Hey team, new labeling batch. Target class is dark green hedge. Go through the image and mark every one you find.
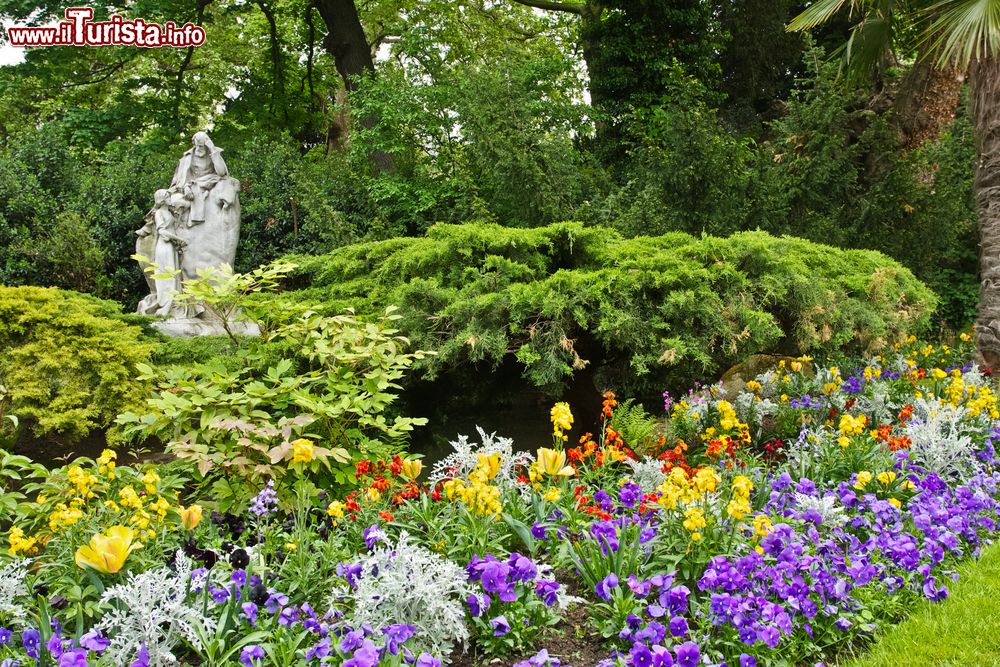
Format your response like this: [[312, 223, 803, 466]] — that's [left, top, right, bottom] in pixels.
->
[[284, 222, 936, 395]]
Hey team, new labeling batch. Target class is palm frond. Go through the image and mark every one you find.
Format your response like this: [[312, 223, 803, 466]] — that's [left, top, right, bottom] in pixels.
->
[[788, 0, 856, 32], [925, 0, 1000, 66], [844, 15, 896, 75]]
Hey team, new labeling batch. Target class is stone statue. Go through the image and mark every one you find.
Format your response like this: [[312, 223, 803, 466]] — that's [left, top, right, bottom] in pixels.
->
[[135, 131, 251, 336], [135, 189, 187, 316]]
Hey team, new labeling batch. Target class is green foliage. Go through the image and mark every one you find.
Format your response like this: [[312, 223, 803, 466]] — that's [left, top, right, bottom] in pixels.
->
[[596, 64, 755, 238], [609, 399, 662, 453], [285, 221, 936, 396], [748, 48, 978, 327], [0, 286, 156, 444], [583, 0, 726, 167], [117, 307, 428, 509], [13, 212, 106, 293], [845, 541, 1000, 667]]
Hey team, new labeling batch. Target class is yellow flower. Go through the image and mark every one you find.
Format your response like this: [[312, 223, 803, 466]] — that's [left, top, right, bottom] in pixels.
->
[[285, 541, 298, 551], [746, 380, 762, 393], [142, 470, 160, 495], [75, 526, 140, 574], [790, 361, 803, 373], [178, 504, 203, 531], [888, 498, 902, 508], [291, 438, 315, 464], [536, 448, 575, 477], [877, 471, 897, 486], [7, 526, 38, 556], [475, 453, 501, 481], [839, 414, 867, 437], [752, 514, 773, 537], [542, 487, 562, 502], [550, 402, 574, 434], [327, 500, 345, 519], [854, 471, 873, 490], [931, 368, 948, 380], [98, 449, 117, 477], [400, 458, 423, 480], [365, 487, 382, 503], [683, 507, 707, 534]]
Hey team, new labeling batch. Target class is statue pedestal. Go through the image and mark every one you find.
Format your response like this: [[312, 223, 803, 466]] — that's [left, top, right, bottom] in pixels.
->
[[152, 317, 260, 338]]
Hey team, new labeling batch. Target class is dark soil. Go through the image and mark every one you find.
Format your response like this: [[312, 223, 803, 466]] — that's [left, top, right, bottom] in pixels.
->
[[448, 603, 608, 667]]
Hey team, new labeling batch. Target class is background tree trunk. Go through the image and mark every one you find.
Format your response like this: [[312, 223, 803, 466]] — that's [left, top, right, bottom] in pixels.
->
[[971, 54, 1000, 367], [312, 0, 393, 171], [894, 50, 964, 149]]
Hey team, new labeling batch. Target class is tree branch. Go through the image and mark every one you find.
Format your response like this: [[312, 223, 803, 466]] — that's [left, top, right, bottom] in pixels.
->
[[510, 0, 584, 15]]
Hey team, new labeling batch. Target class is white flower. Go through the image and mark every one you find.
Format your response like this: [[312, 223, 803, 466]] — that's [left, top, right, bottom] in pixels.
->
[[96, 551, 216, 666]]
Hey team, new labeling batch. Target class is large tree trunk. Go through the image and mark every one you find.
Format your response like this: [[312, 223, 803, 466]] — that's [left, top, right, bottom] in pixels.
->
[[894, 50, 965, 149], [971, 54, 1000, 368], [313, 0, 374, 91], [312, 0, 393, 171]]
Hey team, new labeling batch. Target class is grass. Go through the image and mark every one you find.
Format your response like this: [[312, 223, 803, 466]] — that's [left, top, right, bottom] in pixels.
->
[[845, 541, 1000, 666]]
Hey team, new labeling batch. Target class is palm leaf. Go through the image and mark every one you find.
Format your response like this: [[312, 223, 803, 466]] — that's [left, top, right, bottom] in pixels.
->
[[924, 0, 1000, 66], [844, 15, 896, 75], [788, 0, 856, 31]]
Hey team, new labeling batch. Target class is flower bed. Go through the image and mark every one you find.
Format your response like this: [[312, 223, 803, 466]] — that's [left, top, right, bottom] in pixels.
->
[[2, 333, 998, 667]]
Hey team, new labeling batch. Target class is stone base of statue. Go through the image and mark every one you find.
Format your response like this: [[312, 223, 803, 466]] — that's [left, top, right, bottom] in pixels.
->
[[152, 316, 261, 338]]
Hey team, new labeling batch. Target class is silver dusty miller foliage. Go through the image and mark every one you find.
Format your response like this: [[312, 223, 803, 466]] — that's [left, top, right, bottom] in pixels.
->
[[330, 531, 473, 660], [0, 559, 30, 625], [96, 551, 216, 667]]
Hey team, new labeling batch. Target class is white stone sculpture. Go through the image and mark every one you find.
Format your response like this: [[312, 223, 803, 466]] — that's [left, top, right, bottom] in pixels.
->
[[135, 131, 255, 336]]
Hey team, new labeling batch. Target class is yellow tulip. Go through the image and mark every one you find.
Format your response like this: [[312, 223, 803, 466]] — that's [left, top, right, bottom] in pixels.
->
[[75, 526, 140, 574], [536, 448, 574, 477], [400, 458, 423, 481], [178, 504, 203, 531], [291, 438, 315, 464], [476, 453, 501, 481]]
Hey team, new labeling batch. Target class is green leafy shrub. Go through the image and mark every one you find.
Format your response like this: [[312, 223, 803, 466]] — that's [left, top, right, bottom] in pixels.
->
[[117, 307, 428, 509], [284, 221, 936, 397], [0, 286, 156, 444]]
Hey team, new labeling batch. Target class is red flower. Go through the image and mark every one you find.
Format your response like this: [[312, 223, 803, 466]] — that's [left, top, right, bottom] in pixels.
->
[[389, 455, 403, 477], [378, 510, 395, 522]]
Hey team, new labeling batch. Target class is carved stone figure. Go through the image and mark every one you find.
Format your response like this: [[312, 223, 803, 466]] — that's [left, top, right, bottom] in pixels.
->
[[135, 131, 251, 336], [135, 189, 187, 316]]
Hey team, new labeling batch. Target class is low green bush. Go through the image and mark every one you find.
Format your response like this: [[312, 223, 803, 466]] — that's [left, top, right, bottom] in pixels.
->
[[0, 286, 156, 444], [284, 221, 936, 396]]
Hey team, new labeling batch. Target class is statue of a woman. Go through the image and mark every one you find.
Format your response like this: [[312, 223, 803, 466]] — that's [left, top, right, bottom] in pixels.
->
[[135, 189, 187, 315]]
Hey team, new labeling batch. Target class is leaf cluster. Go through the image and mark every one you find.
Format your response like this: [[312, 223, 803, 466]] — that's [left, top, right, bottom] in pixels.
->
[[283, 221, 936, 397]]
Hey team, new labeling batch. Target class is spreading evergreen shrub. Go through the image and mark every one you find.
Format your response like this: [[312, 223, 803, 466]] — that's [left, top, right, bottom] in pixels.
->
[[0, 286, 156, 444], [284, 222, 936, 396]]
